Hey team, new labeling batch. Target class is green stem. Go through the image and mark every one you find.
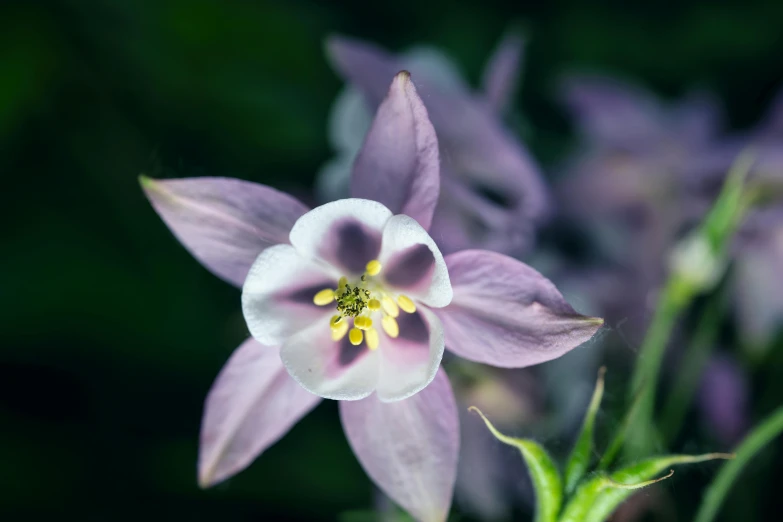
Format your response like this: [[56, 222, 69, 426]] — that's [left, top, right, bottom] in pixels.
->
[[694, 406, 783, 522], [660, 291, 727, 445], [624, 275, 693, 458]]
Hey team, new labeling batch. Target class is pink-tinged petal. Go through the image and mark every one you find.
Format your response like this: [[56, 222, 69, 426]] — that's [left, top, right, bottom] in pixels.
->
[[242, 244, 337, 346], [340, 368, 459, 522], [289, 199, 392, 276], [376, 307, 445, 402], [481, 31, 525, 114], [351, 71, 440, 230], [198, 338, 321, 487], [280, 317, 380, 401], [140, 176, 308, 287], [435, 250, 603, 368], [378, 214, 452, 308]]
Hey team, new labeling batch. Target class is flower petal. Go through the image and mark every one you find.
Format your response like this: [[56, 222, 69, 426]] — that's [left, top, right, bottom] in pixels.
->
[[376, 307, 445, 402], [378, 215, 452, 308], [559, 74, 663, 148], [481, 31, 525, 114], [280, 317, 380, 401], [242, 244, 337, 346], [435, 250, 603, 368], [289, 199, 392, 276], [198, 338, 321, 487], [340, 368, 459, 522], [351, 71, 440, 230], [140, 176, 308, 287], [327, 36, 400, 107]]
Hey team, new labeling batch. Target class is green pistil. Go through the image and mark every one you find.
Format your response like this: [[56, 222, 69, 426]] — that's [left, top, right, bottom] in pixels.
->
[[335, 284, 371, 317]]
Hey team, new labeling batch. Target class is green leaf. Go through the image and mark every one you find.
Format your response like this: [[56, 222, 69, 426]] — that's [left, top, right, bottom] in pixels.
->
[[694, 406, 783, 522], [560, 453, 733, 522], [469, 407, 562, 522], [564, 367, 606, 494]]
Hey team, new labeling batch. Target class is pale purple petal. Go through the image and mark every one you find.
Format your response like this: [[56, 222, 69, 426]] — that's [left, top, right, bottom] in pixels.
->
[[481, 31, 525, 114], [435, 250, 603, 368], [351, 71, 440, 230], [280, 317, 380, 401], [327, 36, 400, 107], [429, 172, 535, 256], [140, 176, 308, 287], [378, 215, 452, 308], [198, 338, 321, 487], [289, 198, 392, 276], [560, 74, 663, 148], [376, 307, 445, 402], [340, 368, 459, 522], [242, 244, 337, 346]]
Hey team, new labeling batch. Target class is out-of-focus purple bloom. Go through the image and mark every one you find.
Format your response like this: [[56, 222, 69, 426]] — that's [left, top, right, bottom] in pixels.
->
[[698, 354, 749, 445], [558, 74, 736, 297], [319, 32, 548, 257], [142, 72, 601, 522]]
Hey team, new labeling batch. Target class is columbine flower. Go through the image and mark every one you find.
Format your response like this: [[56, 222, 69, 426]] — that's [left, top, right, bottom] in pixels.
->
[[142, 71, 602, 522], [319, 31, 548, 256]]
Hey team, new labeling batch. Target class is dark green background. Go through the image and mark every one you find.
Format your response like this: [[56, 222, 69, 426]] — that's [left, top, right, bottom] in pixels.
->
[[2, 0, 781, 520]]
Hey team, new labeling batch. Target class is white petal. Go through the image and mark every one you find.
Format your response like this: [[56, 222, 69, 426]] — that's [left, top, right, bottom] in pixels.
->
[[376, 306, 445, 402], [289, 199, 393, 275], [280, 318, 380, 401], [242, 244, 337, 346], [378, 214, 452, 308]]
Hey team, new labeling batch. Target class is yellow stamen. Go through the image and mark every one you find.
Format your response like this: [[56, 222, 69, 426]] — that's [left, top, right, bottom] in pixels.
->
[[381, 296, 399, 318], [337, 276, 347, 292], [365, 327, 379, 350], [331, 321, 349, 341], [349, 327, 363, 346], [397, 294, 416, 314], [382, 316, 399, 338], [313, 288, 335, 306], [355, 316, 373, 330], [368, 298, 381, 311], [366, 259, 382, 276], [329, 315, 343, 330]]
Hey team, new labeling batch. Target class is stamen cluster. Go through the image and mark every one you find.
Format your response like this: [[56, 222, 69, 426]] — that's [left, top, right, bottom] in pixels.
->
[[312, 259, 417, 351]]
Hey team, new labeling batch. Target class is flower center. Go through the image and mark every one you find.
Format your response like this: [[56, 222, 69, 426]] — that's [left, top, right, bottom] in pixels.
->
[[312, 259, 417, 350]]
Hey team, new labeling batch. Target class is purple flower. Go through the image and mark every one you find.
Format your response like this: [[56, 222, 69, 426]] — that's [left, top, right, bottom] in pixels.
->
[[319, 32, 548, 257], [142, 72, 601, 522]]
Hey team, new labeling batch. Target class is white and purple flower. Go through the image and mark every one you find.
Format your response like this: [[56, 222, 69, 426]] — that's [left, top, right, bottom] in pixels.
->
[[142, 71, 601, 522]]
